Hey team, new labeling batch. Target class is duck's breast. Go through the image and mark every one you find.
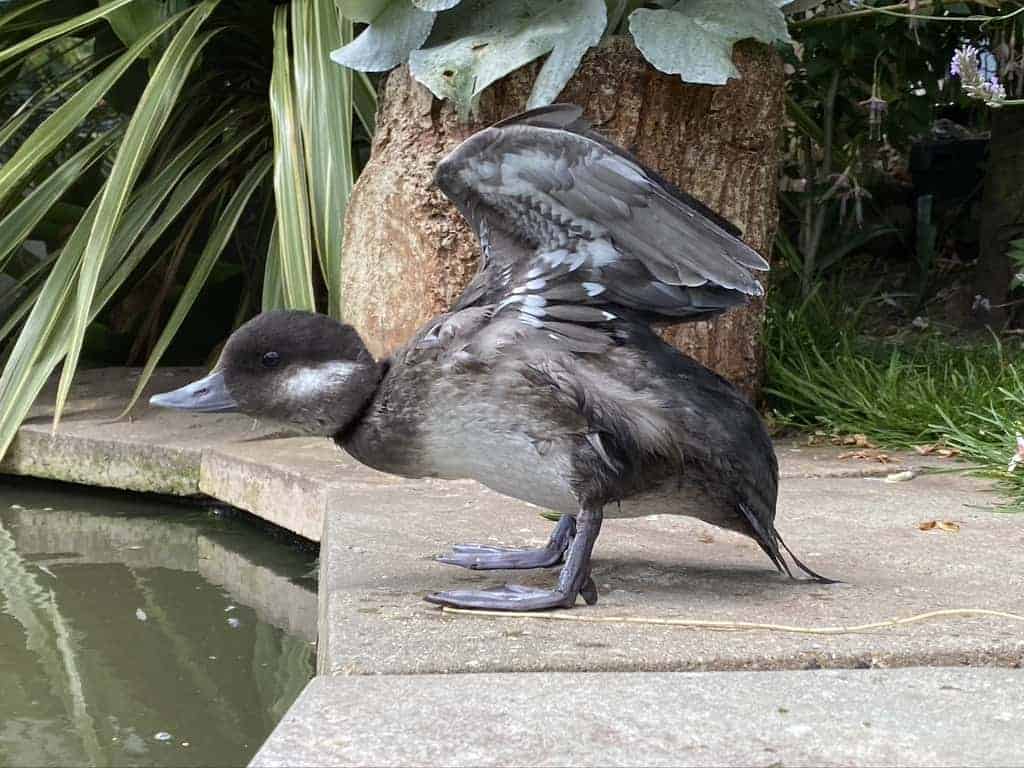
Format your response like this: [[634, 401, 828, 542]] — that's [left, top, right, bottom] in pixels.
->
[[416, 398, 582, 515]]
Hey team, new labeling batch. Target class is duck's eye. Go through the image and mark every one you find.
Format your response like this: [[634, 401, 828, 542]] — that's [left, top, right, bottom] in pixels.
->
[[261, 351, 281, 369]]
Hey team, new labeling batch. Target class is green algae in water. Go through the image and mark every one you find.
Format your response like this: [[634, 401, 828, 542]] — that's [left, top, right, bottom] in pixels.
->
[[0, 480, 317, 768]]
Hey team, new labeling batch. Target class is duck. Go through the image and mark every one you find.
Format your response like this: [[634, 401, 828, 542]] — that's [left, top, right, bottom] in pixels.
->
[[150, 104, 829, 611]]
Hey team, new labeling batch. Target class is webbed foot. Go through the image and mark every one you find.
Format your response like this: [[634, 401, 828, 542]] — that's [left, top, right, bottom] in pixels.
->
[[425, 578, 598, 611], [427, 507, 603, 612], [436, 515, 575, 570]]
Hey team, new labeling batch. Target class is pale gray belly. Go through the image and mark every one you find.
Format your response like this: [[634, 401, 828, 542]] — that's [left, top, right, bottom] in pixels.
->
[[415, 410, 739, 529], [419, 412, 580, 514]]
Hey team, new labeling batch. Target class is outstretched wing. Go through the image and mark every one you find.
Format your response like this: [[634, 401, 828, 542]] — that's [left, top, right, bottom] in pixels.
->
[[433, 104, 768, 354]]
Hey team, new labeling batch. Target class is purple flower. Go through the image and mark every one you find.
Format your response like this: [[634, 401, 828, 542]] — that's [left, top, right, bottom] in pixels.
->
[[859, 94, 888, 139], [950, 45, 979, 78], [982, 76, 1007, 101], [949, 45, 1005, 105]]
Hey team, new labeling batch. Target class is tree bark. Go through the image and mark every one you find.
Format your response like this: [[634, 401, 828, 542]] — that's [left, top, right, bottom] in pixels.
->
[[975, 108, 1024, 328], [340, 37, 783, 399]]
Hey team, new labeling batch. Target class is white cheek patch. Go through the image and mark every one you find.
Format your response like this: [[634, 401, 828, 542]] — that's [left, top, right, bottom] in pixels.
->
[[284, 362, 358, 399]]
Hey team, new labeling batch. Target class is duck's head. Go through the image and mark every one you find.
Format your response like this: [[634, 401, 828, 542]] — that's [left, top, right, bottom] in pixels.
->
[[149, 310, 381, 436]]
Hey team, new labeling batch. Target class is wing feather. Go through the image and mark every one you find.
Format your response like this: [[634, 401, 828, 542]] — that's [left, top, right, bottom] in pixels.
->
[[434, 104, 768, 355]]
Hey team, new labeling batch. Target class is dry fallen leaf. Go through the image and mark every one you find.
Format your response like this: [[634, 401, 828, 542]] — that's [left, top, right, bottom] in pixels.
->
[[918, 520, 961, 533], [838, 450, 892, 463], [835, 436, 876, 448], [914, 443, 960, 458], [836, 434, 878, 448]]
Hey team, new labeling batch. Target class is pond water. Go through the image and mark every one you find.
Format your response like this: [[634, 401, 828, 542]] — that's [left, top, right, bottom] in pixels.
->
[[0, 479, 317, 768]]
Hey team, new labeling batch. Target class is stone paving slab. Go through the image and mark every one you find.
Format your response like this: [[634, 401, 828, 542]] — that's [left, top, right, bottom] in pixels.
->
[[1, 368, 385, 539], [319, 470, 1023, 675], [251, 667, 1024, 767]]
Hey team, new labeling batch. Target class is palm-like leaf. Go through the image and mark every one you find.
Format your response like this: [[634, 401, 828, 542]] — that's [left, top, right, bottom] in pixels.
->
[[0, 0, 138, 65], [269, 4, 316, 312], [123, 154, 272, 414], [0, 0, 374, 460], [56, 1, 221, 426], [0, 129, 113, 271], [0, 14, 182, 206], [0, 197, 101, 459], [292, 0, 353, 319]]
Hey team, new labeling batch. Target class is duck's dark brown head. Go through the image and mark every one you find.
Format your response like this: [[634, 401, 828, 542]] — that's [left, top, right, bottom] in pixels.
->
[[150, 310, 381, 436]]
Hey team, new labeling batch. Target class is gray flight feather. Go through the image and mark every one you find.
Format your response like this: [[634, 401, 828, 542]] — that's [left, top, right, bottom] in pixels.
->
[[430, 103, 769, 356]]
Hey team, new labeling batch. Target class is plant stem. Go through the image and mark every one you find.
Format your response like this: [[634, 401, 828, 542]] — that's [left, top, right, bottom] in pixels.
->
[[803, 69, 840, 296], [791, 1, 1024, 29]]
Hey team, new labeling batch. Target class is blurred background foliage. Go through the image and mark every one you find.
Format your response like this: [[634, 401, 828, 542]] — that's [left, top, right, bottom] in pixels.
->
[[770, 0, 1024, 507]]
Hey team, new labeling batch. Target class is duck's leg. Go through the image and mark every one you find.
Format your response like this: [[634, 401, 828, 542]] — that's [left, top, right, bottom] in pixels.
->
[[436, 514, 575, 570], [425, 506, 602, 611]]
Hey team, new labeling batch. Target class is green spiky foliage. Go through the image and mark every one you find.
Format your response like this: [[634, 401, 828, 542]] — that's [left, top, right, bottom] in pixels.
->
[[0, 0, 377, 460]]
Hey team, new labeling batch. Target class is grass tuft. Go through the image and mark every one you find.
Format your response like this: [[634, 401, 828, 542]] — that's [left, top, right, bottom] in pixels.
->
[[765, 288, 1024, 510]]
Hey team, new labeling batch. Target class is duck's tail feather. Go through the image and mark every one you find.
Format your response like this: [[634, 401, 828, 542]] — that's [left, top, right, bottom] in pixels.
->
[[738, 503, 837, 584]]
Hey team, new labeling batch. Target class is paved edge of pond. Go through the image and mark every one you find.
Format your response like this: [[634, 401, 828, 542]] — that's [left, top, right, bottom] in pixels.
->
[[249, 667, 1024, 768], [4, 367, 1020, 768]]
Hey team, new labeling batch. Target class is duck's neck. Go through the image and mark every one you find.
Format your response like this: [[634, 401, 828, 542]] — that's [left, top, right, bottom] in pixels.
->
[[333, 358, 427, 479], [333, 358, 388, 443]]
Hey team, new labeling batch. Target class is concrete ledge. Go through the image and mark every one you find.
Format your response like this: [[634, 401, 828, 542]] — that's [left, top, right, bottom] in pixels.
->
[[251, 668, 1024, 767], [1, 368, 406, 541], [317, 470, 1023, 676], [3, 426, 202, 496], [200, 442, 340, 543], [2, 368, 246, 497]]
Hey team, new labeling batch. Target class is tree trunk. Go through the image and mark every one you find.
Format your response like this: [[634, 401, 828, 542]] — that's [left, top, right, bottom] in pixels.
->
[[340, 37, 783, 399], [975, 108, 1024, 328]]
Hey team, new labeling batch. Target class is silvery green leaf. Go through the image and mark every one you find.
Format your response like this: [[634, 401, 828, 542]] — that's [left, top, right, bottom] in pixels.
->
[[695, 0, 792, 45], [335, 0, 390, 23], [631, 9, 738, 84], [529, 0, 606, 107], [411, 0, 462, 9], [629, 0, 791, 86], [408, 0, 606, 116], [330, 0, 436, 71]]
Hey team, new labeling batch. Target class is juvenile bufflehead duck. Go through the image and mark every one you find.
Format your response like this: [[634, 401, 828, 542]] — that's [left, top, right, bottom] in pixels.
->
[[152, 104, 828, 611]]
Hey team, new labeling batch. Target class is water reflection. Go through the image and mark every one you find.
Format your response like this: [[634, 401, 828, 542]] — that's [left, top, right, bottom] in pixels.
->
[[0, 480, 317, 768]]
